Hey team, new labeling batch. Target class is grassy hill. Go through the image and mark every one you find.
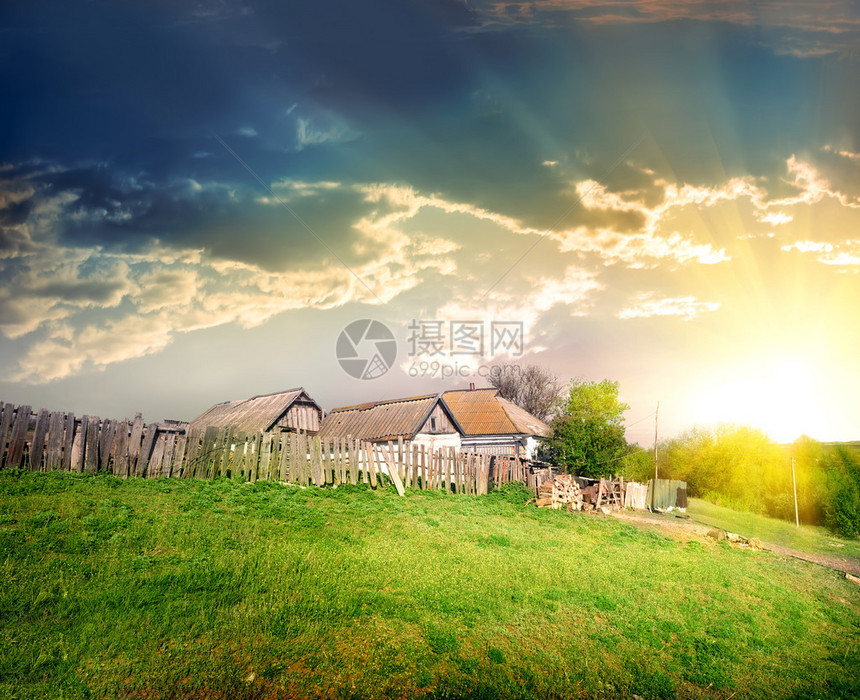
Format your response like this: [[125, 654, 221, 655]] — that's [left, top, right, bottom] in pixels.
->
[[1, 470, 858, 699], [688, 498, 860, 560]]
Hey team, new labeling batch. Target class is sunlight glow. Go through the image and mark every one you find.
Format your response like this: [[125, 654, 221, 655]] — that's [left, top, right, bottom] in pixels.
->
[[689, 355, 828, 443]]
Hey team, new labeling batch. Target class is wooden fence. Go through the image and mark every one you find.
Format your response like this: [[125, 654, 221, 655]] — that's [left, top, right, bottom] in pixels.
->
[[0, 400, 540, 496]]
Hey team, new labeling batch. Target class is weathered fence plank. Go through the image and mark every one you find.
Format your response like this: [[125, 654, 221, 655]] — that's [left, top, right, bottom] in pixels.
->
[[84, 416, 100, 474], [30, 408, 50, 471], [46, 411, 65, 471], [7, 404, 32, 469], [114, 420, 130, 477], [148, 435, 166, 478], [98, 419, 114, 471], [137, 424, 158, 478]]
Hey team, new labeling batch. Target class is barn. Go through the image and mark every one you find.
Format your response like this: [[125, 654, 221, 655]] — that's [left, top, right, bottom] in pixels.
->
[[189, 388, 324, 436], [317, 394, 463, 450], [441, 388, 549, 459]]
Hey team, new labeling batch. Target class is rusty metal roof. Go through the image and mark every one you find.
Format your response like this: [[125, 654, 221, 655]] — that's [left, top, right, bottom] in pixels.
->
[[189, 388, 319, 434], [441, 389, 549, 437], [318, 394, 457, 442]]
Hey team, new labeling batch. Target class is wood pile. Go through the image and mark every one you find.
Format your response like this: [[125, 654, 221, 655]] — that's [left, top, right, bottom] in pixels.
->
[[533, 475, 630, 513], [534, 474, 584, 511]]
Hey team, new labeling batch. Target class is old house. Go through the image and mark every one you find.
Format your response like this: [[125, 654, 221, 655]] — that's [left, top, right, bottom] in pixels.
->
[[441, 387, 549, 459], [317, 394, 463, 450], [189, 388, 324, 436]]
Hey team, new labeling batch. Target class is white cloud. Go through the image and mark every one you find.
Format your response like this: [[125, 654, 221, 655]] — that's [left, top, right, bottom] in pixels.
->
[[295, 117, 359, 150], [756, 211, 793, 225], [782, 239, 860, 267], [617, 292, 720, 321], [823, 145, 860, 162]]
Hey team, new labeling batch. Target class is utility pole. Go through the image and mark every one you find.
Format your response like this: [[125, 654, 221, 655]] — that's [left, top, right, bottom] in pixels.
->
[[791, 456, 799, 527], [653, 401, 659, 480], [651, 401, 659, 511]]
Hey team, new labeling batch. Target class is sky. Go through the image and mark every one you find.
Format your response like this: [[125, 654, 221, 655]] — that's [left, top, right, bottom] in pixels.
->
[[1, 0, 859, 446]]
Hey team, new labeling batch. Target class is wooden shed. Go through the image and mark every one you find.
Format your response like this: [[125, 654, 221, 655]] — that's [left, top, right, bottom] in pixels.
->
[[317, 394, 463, 451], [441, 388, 549, 459], [189, 388, 324, 436]]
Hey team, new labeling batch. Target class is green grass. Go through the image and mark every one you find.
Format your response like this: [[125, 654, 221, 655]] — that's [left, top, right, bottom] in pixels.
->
[[688, 498, 860, 560], [1, 471, 859, 699]]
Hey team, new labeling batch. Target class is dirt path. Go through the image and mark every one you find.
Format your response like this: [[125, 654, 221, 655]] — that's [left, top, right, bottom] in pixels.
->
[[609, 509, 860, 578]]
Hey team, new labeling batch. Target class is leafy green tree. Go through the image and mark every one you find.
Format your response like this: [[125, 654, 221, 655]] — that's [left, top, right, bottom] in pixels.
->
[[546, 378, 630, 478], [822, 445, 860, 538], [620, 445, 654, 483]]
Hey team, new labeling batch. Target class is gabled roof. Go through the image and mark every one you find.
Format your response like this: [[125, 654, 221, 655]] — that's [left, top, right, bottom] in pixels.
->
[[189, 388, 319, 434], [317, 394, 462, 442], [441, 388, 550, 437]]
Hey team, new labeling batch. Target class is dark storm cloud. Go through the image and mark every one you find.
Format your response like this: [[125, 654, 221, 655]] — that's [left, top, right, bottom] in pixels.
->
[[23, 161, 376, 272]]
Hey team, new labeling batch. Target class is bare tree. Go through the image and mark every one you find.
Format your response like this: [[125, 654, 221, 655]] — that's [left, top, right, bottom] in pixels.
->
[[487, 363, 562, 422]]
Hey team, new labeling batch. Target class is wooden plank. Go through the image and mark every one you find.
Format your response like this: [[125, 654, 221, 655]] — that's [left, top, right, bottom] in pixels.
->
[[364, 442, 377, 487], [83, 416, 100, 474], [230, 435, 244, 481], [278, 433, 290, 482], [128, 414, 144, 473], [309, 436, 322, 487], [446, 447, 454, 493], [218, 427, 234, 478], [269, 431, 280, 481], [182, 431, 201, 479], [300, 432, 309, 483], [209, 427, 226, 478], [287, 432, 297, 483], [196, 426, 218, 479], [427, 446, 434, 490], [148, 435, 166, 478], [323, 437, 333, 485], [137, 424, 159, 478], [7, 405, 32, 469], [171, 433, 186, 478], [260, 433, 272, 482], [249, 433, 262, 483], [228, 431, 245, 480], [60, 412, 75, 472], [328, 437, 337, 484], [398, 436, 406, 483], [98, 419, 114, 471], [345, 437, 355, 485], [114, 420, 130, 478], [480, 454, 491, 496], [0, 402, 12, 469], [30, 408, 50, 471], [341, 438, 349, 484], [162, 433, 177, 478], [46, 411, 66, 471], [70, 419, 85, 473], [383, 441, 405, 497]]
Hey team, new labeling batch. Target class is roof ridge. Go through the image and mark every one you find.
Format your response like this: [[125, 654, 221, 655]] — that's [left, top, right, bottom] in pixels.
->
[[330, 393, 438, 413], [247, 388, 304, 400]]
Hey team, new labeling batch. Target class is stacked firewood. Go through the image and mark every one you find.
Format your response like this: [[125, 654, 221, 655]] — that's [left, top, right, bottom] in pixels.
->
[[533, 475, 628, 513], [534, 474, 583, 511]]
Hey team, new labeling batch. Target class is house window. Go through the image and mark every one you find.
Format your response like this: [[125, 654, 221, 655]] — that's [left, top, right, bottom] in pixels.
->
[[430, 416, 438, 432]]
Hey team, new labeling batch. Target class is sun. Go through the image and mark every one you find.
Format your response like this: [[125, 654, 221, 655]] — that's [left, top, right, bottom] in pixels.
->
[[689, 354, 828, 443]]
